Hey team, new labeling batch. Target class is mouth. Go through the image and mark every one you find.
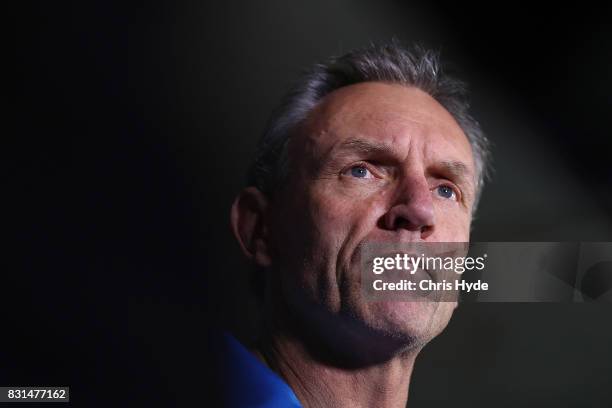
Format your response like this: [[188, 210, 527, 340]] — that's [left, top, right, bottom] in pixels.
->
[[355, 242, 468, 300], [365, 252, 436, 280]]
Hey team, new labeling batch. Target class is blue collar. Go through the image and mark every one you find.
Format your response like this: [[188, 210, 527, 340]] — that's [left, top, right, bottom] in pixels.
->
[[220, 332, 302, 407]]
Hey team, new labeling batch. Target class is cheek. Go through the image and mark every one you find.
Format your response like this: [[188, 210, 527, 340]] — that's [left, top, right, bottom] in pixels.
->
[[309, 185, 388, 240], [283, 187, 385, 273], [272, 181, 389, 275], [434, 207, 471, 241], [270, 186, 354, 277]]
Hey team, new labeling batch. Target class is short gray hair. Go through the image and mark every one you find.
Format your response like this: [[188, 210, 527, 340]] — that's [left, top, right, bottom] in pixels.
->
[[247, 42, 492, 211]]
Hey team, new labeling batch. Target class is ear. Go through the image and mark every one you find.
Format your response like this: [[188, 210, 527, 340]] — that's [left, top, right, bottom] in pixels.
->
[[230, 187, 272, 268]]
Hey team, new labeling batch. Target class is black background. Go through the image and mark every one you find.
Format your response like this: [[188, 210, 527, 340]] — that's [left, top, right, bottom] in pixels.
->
[[9, 1, 612, 406]]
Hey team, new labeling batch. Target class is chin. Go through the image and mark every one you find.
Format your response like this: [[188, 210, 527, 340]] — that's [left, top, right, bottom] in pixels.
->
[[358, 300, 455, 351]]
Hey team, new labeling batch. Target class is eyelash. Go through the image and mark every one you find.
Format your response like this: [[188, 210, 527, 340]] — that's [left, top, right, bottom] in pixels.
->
[[342, 162, 381, 178], [434, 183, 461, 202], [342, 163, 462, 201]]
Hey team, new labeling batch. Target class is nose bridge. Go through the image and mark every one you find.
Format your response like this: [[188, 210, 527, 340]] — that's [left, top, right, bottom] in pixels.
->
[[382, 159, 435, 235], [396, 159, 430, 206]]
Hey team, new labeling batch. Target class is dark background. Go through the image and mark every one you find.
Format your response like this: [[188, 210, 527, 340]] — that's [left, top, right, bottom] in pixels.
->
[[9, 1, 612, 406]]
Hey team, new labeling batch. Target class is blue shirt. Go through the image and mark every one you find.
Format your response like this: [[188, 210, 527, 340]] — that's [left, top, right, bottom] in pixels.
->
[[219, 333, 302, 408]]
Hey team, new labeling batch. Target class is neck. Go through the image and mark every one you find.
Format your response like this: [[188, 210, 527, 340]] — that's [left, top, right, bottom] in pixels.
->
[[256, 329, 419, 408]]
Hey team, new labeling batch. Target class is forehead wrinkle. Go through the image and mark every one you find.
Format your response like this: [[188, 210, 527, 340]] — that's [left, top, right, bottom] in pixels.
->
[[294, 81, 474, 176], [323, 83, 461, 136], [307, 84, 431, 140], [327, 137, 400, 160]]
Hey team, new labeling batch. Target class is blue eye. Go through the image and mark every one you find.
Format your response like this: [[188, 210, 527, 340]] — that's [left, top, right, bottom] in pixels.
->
[[436, 185, 456, 200], [350, 166, 370, 178]]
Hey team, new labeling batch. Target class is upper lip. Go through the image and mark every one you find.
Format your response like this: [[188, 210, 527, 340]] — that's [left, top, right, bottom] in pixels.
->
[[365, 252, 435, 280]]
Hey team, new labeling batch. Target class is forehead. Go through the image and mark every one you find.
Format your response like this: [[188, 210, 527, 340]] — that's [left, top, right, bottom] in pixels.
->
[[297, 82, 474, 166]]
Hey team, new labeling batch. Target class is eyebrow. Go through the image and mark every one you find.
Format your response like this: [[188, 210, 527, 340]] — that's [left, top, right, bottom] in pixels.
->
[[327, 137, 475, 191], [434, 160, 476, 199], [331, 138, 398, 158], [436, 160, 473, 182], [332, 139, 473, 175]]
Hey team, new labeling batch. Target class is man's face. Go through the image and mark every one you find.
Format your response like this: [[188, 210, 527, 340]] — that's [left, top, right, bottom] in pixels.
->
[[267, 82, 476, 356]]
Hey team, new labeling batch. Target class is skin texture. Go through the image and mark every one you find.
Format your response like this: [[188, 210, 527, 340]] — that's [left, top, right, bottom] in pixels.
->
[[231, 82, 476, 407]]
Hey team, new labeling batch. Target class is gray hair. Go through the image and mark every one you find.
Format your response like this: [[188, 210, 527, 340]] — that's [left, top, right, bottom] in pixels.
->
[[247, 42, 492, 211]]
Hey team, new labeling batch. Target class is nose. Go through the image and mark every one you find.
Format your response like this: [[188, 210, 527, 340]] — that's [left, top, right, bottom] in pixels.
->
[[381, 175, 435, 239]]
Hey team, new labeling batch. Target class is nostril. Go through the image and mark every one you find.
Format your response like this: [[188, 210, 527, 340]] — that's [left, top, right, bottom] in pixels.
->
[[392, 217, 434, 238], [382, 202, 435, 233], [420, 224, 434, 239], [394, 217, 415, 231]]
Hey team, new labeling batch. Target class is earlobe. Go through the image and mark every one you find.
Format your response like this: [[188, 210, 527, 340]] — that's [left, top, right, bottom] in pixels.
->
[[230, 187, 272, 268]]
